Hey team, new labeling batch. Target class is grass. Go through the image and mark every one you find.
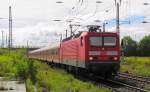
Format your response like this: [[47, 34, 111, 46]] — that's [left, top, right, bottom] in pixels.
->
[[0, 49, 110, 92], [33, 61, 110, 92], [26, 78, 34, 92], [121, 57, 150, 76]]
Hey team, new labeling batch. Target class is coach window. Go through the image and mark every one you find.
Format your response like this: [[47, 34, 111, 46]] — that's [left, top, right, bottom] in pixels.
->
[[80, 37, 83, 46]]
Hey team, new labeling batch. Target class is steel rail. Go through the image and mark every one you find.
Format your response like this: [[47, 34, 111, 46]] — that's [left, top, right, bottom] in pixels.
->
[[106, 79, 150, 92], [93, 75, 150, 92], [118, 72, 150, 84]]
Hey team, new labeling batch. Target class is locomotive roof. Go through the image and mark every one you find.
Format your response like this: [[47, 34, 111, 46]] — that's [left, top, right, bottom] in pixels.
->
[[29, 44, 59, 53], [62, 31, 118, 42]]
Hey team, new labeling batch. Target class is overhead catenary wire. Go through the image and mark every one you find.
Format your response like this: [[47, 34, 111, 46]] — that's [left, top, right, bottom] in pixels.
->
[[79, 0, 89, 13], [72, 0, 87, 16], [81, 0, 84, 6], [65, 0, 150, 33], [123, 0, 131, 24], [67, 0, 116, 23], [75, 0, 89, 16], [82, 3, 115, 23], [71, 0, 82, 15]]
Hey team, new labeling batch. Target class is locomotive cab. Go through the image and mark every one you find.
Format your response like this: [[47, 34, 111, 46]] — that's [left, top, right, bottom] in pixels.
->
[[88, 33, 120, 61], [81, 31, 120, 76]]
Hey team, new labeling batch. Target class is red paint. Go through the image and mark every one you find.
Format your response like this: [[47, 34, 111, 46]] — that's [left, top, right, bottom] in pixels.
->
[[59, 32, 120, 62]]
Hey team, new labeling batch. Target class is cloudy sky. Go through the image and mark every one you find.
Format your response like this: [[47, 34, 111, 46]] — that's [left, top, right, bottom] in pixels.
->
[[0, 0, 150, 47]]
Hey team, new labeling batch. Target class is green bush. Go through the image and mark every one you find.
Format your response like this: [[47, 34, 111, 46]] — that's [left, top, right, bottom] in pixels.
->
[[15, 59, 29, 80], [28, 60, 37, 84], [0, 49, 31, 79]]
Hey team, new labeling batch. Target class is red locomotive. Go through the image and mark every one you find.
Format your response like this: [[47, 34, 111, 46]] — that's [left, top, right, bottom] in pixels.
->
[[29, 25, 120, 77]]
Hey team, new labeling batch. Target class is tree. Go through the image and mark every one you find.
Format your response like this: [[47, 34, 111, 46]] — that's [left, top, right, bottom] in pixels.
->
[[121, 36, 137, 56], [138, 35, 150, 56]]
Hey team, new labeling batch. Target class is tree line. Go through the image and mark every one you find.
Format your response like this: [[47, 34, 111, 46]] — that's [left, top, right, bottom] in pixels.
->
[[121, 35, 150, 56]]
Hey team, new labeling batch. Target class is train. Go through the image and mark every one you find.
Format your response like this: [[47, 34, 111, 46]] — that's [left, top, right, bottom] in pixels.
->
[[29, 25, 121, 77]]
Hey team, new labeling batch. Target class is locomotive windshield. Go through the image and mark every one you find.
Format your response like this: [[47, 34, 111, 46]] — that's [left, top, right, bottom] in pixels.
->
[[89, 36, 116, 47], [104, 37, 116, 46], [89, 37, 102, 46]]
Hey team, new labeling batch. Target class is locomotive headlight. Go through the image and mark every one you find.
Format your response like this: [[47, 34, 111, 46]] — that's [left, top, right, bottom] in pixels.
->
[[114, 57, 118, 60], [89, 57, 93, 60]]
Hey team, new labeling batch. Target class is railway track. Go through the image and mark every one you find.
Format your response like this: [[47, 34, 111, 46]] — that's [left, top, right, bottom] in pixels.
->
[[106, 78, 150, 92], [76, 72, 150, 92], [118, 72, 150, 84], [117, 72, 150, 90], [92, 75, 150, 92]]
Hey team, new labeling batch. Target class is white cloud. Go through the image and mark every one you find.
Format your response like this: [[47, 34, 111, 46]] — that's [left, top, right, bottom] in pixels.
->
[[0, 0, 150, 47], [11, 22, 63, 47]]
